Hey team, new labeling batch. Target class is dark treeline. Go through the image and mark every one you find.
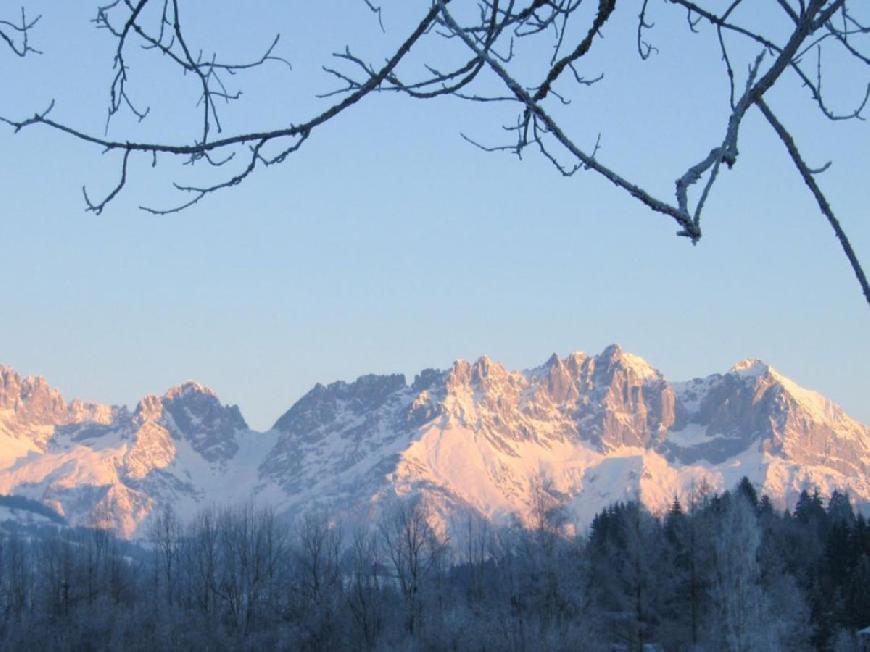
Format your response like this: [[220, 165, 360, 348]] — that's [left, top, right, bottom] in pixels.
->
[[0, 479, 868, 651]]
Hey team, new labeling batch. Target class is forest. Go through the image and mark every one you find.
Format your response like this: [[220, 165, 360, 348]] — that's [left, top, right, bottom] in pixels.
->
[[0, 479, 868, 651]]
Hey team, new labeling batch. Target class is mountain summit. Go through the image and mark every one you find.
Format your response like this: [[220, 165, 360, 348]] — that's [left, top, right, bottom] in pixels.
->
[[0, 348, 866, 538]]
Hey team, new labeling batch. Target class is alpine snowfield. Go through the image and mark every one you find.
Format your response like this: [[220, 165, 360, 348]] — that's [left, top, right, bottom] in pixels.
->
[[0, 345, 867, 539]]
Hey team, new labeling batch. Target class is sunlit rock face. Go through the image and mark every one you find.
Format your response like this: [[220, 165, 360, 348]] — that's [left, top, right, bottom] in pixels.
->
[[424, 345, 676, 454], [0, 347, 866, 541], [0, 366, 115, 448], [572, 344, 676, 451], [0, 367, 71, 424], [670, 360, 868, 477], [0, 369, 251, 538], [673, 360, 870, 478], [262, 346, 869, 538]]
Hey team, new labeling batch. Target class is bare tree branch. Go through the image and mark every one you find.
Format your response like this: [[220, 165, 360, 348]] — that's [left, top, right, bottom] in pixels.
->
[[1, 0, 868, 306], [756, 97, 870, 306], [1, 1, 444, 214], [0, 6, 40, 56]]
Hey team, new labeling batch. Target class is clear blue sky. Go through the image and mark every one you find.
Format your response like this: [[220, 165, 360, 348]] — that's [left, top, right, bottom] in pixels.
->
[[1, 2, 867, 430]]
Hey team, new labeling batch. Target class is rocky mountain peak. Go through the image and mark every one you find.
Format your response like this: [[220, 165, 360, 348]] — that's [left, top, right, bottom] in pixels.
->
[[1, 366, 60, 412], [411, 368, 443, 393], [540, 353, 579, 403], [570, 347, 674, 451], [67, 399, 115, 425], [160, 384, 246, 462], [128, 384, 246, 463], [445, 356, 513, 392], [446, 359, 472, 388], [471, 355, 509, 385], [0, 365, 110, 427], [0, 351, 866, 541], [134, 394, 164, 423], [593, 344, 661, 383], [600, 342, 624, 359], [163, 380, 217, 401], [272, 373, 407, 434], [668, 358, 869, 478], [729, 358, 772, 378]]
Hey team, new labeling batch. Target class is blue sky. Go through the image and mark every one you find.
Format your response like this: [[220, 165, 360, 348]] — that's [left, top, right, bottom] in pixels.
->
[[1, 2, 868, 430]]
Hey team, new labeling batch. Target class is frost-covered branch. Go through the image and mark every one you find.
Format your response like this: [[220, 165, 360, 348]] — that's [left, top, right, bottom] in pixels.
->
[[756, 97, 870, 305], [1, 1, 868, 305]]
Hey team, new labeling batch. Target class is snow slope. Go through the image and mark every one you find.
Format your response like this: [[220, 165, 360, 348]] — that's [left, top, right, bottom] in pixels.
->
[[0, 346, 866, 539]]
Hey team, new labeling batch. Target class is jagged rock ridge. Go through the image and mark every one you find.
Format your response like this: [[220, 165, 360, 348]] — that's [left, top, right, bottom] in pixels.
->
[[0, 347, 866, 539]]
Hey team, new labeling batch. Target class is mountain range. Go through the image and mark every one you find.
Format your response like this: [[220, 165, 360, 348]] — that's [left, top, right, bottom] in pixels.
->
[[0, 345, 867, 538]]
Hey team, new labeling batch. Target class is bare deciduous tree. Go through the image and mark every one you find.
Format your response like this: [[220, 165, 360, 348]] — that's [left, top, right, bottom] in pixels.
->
[[147, 503, 180, 608], [346, 528, 385, 651], [0, 480, 863, 650], [379, 495, 446, 636], [1, 1, 868, 305], [290, 512, 343, 648]]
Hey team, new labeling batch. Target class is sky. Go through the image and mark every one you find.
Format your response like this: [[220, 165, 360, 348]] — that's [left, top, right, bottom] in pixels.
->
[[0, 2, 868, 430]]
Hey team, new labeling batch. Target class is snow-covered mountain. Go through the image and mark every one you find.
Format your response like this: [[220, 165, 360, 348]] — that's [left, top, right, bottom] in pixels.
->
[[0, 346, 867, 538]]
